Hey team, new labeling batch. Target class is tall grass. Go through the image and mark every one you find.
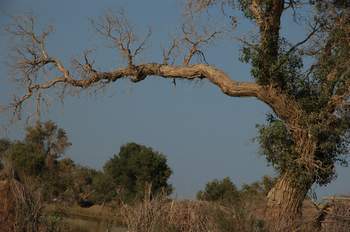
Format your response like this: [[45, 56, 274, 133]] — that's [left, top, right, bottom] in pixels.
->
[[119, 188, 266, 232], [319, 200, 350, 232]]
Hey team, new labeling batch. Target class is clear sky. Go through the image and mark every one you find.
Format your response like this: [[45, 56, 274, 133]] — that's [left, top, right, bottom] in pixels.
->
[[0, 0, 349, 199]]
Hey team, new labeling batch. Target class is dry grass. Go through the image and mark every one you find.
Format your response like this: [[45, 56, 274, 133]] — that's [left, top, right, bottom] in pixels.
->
[[121, 198, 215, 232], [319, 200, 350, 232], [2, 173, 349, 232], [119, 191, 266, 232], [118, 193, 350, 232], [0, 178, 44, 232]]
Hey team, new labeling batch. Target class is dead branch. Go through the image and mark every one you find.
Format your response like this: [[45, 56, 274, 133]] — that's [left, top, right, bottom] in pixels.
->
[[181, 21, 222, 65], [162, 38, 180, 65], [4, 13, 310, 149], [91, 10, 151, 67]]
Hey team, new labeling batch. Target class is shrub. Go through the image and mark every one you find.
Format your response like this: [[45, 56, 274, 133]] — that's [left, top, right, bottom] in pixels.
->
[[103, 142, 173, 202]]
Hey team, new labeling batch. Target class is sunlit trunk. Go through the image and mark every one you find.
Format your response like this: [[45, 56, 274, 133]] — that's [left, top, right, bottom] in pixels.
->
[[265, 172, 313, 232]]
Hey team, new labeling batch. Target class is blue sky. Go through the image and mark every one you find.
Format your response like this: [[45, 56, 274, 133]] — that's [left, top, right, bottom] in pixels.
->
[[0, 0, 349, 199]]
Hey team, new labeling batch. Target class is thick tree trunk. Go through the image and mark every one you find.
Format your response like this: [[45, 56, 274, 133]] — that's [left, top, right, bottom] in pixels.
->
[[265, 172, 313, 232]]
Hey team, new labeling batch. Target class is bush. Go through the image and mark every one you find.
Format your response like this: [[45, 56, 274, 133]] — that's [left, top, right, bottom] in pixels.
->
[[91, 171, 116, 203], [103, 142, 173, 202], [197, 177, 240, 204]]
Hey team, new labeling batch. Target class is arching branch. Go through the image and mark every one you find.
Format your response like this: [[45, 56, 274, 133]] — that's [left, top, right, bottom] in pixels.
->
[[6, 12, 305, 136], [12, 55, 307, 133]]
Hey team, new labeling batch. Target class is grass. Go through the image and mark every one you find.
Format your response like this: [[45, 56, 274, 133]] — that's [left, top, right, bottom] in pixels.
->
[[47, 195, 350, 232], [3, 179, 349, 232]]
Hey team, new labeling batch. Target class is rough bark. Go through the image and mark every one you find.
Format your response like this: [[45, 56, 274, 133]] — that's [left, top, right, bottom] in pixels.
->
[[265, 172, 313, 232]]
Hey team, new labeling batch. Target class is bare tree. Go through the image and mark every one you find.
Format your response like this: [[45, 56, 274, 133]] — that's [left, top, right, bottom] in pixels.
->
[[3, 1, 350, 231]]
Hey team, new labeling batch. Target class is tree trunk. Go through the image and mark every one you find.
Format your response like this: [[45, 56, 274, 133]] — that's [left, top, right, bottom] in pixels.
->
[[265, 172, 313, 232]]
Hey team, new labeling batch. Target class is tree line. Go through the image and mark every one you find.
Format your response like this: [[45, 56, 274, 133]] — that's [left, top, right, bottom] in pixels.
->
[[0, 121, 274, 207], [0, 121, 172, 205]]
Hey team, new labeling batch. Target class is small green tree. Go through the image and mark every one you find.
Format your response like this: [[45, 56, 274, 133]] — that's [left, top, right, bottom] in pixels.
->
[[103, 142, 173, 202], [25, 121, 71, 170], [8, 121, 71, 176], [197, 177, 240, 204], [1, 122, 74, 201], [6, 141, 46, 177], [198, 175, 276, 204]]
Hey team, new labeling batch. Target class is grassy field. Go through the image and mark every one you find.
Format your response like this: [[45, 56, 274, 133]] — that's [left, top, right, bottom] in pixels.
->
[[43, 198, 350, 232], [45, 204, 126, 232]]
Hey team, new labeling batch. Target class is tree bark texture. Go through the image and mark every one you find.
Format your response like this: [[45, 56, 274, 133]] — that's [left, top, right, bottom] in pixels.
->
[[265, 172, 313, 232]]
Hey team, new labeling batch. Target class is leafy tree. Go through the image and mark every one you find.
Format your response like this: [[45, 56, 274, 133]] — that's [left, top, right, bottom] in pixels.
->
[[198, 175, 276, 204], [103, 142, 173, 202], [6, 141, 46, 177], [0, 122, 74, 201], [197, 177, 240, 204], [44, 157, 98, 203], [9, 121, 71, 176], [91, 171, 116, 203], [24, 121, 71, 169], [4, 0, 350, 230]]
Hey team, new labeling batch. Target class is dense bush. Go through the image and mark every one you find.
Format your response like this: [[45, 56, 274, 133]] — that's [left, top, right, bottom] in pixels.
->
[[197, 175, 276, 204], [197, 177, 240, 204], [103, 142, 173, 202]]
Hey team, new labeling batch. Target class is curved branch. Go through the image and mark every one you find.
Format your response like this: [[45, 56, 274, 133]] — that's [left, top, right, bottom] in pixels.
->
[[15, 63, 260, 98], [13, 61, 305, 128]]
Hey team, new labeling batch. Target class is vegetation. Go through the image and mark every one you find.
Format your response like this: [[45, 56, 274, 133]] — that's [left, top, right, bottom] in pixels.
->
[[197, 176, 276, 204], [103, 143, 173, 202], [2, 0, 350, 230], [197, 177, 240, 203], [0, 122, 172, 205], [1, 122, 349, 231], [120, 192, 266, 232]]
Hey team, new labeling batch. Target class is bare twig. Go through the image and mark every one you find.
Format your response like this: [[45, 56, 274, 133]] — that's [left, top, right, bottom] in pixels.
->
[[181, 21, 222, 65], [91, 10, 152, 67], [162, 38, 180, 65]]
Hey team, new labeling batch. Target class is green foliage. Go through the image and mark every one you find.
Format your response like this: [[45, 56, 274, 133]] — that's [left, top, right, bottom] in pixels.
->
[[0, 122, 77, 202], [197, 175, 276, 204], [103, 142, 173, 202], [240, 37, 304, 87], [238, 1, 350, 186], [8, 142, 46, 177], [47, 158, 98, 203], [1, 125, 173, 205], [240, 175, 276, 200], [25, 121, 71, 165], [256, 116, 298, 173], [197, 177, 240, 203], [0, 139, 11, 170], [90, 171, 116, 203], [257, 110, 350, 185]]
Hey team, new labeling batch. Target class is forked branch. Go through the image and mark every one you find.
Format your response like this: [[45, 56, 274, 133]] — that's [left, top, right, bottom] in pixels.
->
[[91, 10, 152, 66], [181, 21, 222, 65]]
